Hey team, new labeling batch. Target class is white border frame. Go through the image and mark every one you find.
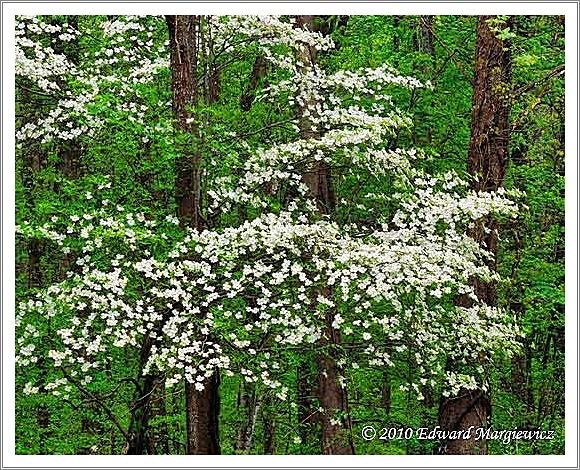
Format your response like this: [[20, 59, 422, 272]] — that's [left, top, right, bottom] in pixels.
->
[[2, 2, 578, 468]]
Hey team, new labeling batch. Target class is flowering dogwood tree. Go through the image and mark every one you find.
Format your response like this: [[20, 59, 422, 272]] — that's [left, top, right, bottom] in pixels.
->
[[16, 15, 522, 453]]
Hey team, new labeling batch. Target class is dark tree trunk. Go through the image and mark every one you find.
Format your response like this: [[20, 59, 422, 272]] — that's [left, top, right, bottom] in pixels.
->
[[126, 376, 155, 454], [295, 16, 336, 215], [27, 238, 42, 289], [317, 309, 354, 455], [22, 145, 43, 289], [184, 374, 220, 454], [295, 15, 353, 455], [438, 390, 491, 455], [467, 15, 512, 295], [293, 15, 322, 451], [166, 14, 221, 455], [438, 15, 512, 455], [126, 347, 169, 455], [416, 16, 435, 56], [381, 371, 391, 415], [126, 334, 156, 454], [167, 15, 201, 229], [240, 55, 267, 111], [262, 401, 276, 454]]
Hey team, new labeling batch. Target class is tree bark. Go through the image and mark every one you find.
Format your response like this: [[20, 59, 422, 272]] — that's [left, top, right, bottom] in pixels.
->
[[317, 309, 354, 455], [262, 400, 276, 454], [438, 390, 491, 454], [234, 384, 261, 453], [167, 14, 221, 455], [438, 15, 512, 455], [167, 15, 201, 229], [240, 55, 267, 111], [466, 16, 512, 287], [416, 16, 435, 56], [126, 379, 155, 454], [381, 371, 391, 415], [295, 15, 353, 455], [184, 374, 220, 454]]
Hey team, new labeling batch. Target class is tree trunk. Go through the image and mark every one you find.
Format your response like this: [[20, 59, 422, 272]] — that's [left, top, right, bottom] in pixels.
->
[[126, 334, 156, 454], [184, 374, 220, 454], [240, 55, 267, 111], [234, 384, 261, 453], [438, 15, 512, 455], [295, 15, 353, 455], [167, 15, 202, 229], [381, 371, 391, 415], [126, 375, 155, 454], [167, 14, 221, 455], [317, 309, 354, 455], [416, 16, 435, 56], [22, 143, 43, 289], [262, 400, 276, 454], [467, 14, 511, 294], [438, 390, 491, 454]]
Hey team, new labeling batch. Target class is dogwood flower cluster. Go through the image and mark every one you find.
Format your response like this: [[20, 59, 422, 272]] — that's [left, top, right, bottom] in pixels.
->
[[211, 15, 334, 60], [15, 17, 80, 92], [17, 179, 520, 401], [16, 15, 168, 143], [204, 17, 433, 217]]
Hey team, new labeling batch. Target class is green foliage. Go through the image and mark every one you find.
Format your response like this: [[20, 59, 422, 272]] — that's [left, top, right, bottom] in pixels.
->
[[14, 14, 564, 455]]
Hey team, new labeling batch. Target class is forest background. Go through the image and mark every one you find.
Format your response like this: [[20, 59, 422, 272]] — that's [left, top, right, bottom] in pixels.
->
[[6, 8, 571, 458]]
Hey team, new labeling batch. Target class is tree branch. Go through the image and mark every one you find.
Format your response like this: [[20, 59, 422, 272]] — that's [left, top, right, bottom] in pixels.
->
[[513, 64, 564, 96], [236, 118, 296, 139], [60, 367, 130, 442]]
